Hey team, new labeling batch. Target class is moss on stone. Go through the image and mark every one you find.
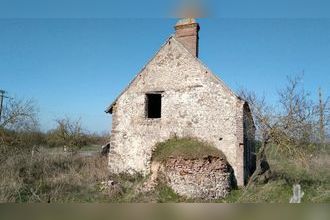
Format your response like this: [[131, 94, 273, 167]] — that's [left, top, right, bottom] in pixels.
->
[[151, 137, 227, 162]]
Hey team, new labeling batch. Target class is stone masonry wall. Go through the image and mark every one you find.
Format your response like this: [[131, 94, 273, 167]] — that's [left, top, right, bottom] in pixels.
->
[[163, 157, 233, 199], [235, 99, 245, 185], [109, 37, 247, 185]]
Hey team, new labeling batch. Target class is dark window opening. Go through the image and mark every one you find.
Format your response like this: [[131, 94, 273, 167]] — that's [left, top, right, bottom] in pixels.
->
[[146, 93, 161, 118]]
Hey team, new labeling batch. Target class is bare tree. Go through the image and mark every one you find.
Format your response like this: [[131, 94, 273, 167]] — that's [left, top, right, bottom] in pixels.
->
[[239, 75, 320, 186], [0, 97, 39, 155], [0, 98, 38, 131], [276, 75, 315, 155]]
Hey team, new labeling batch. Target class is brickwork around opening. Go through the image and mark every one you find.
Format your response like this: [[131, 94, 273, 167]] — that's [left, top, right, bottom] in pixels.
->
[[108, 37, 255, 186]]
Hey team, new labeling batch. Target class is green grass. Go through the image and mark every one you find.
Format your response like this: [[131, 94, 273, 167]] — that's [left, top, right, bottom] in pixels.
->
[[79, 144, 100, 152], [156, 183, 182, 203], [149, 138, 329, 203], [107, 173, 146, 203], [1, 139, 328, 203], [219, 145, 330, 203], [152, 137, 226, 162], [104, 172, 183, 203], [223, 174, 329, 203], [222, 180, 292, 203], [127, 183, 183, 203]]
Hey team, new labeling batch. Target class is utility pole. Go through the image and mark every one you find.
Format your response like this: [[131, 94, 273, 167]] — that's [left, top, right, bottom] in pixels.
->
[[318, 87, 325, 144], [0, 89, 11, 123]]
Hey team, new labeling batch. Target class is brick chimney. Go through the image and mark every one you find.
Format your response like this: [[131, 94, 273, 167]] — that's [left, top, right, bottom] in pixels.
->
[[174, 18, 200, 57]]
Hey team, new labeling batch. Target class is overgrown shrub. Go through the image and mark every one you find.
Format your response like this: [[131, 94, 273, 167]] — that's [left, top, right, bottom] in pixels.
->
[[45, 118, 107, 150], [152, 137, 226, 162]]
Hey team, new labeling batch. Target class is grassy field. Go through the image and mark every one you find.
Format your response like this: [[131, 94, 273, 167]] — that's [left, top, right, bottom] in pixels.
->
[[224, 145, 330, 203], [0, 141, 329, 203], [111, 142, 330, 203]]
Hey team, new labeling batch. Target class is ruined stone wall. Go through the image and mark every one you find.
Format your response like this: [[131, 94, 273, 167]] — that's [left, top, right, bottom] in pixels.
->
[[109, 37, 246, 185], [235, 100, 245, 185], [163, 157, 233, 199], [234, 101, 256, 184], [243, 104, 256, 178]]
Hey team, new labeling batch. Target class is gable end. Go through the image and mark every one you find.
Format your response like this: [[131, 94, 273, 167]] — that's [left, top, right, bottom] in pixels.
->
[[105, 36, 243, 114]]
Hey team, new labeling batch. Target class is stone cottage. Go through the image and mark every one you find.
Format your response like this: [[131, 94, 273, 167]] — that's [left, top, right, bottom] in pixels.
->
[[105, 18, 255, 186]]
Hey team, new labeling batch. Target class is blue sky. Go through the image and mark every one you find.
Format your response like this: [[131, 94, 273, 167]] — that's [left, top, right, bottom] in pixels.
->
[[1, 0, 330, 18], [0, 1, 329, 133]]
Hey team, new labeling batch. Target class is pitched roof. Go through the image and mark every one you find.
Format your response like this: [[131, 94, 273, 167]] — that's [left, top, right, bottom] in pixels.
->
[[105, 36, 242, 114]]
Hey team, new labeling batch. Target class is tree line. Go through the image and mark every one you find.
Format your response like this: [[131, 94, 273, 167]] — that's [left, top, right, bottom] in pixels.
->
[[0, 97, 107, 155]]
